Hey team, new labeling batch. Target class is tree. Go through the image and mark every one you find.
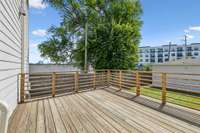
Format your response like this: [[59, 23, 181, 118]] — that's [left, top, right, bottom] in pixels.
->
[[38, 26, 73, 64], [40, 0, 142, 70]]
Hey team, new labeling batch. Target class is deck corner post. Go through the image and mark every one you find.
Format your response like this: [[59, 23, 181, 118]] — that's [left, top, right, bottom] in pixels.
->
[[136, 71, 140, 96], [161, 73, 167, 104], [93, 71, 96, 90], [20, 73, 25, 103], [52, 72, 56, 97]]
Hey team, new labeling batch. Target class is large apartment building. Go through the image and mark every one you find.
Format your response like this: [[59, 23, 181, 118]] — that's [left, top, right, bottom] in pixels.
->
[[139, 43, 200, 65]]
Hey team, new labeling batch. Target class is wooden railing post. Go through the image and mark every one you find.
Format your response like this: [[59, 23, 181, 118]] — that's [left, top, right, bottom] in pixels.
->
[[74, 71, 79, 92], [20, 73, 25, 103], [119, 70, 122, 90], [162, 73, 167, 104], [93, 72, 96, 90], [52, 72, 56, 97], [136, 72, 140, 96], [107, 70, 110, 87]]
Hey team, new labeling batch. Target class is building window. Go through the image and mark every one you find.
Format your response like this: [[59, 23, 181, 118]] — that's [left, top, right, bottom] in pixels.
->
[[158, 48, 163, 52], [150, 54, 155, 57], [194, 47, 199, 51], [186, 52, 192, 56], [145, 59, 149, 62], [140, 59, 143, 62], [194, 52, 199, 56], [158, 54, 163, 57], [158, 58, 163, 63], [164, 54, 168, 57], [187, 47, 192, 52], [150, 49, 155, 53], [165, 58, 169, 62], [177, 47, 183, 52], [171, 53, 175, 56], [177, 53, 183, 57], [145, 54, 149, 57], [140, 54, 143, 57], [150, 59, 155, 63]]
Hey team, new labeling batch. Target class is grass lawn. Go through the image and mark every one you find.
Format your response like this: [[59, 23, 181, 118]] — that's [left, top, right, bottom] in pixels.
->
[[130, 87, 200, 111]]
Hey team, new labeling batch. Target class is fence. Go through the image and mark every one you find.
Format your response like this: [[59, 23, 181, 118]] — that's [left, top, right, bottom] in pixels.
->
[[19, 70, 200, 108]]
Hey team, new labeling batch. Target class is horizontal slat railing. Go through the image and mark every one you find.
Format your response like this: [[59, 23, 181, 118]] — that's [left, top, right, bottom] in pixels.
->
[[19, 70, 108, 102], [19, 70, 200, 110]]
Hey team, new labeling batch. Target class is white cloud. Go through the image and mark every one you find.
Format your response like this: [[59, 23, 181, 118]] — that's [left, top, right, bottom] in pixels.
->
[[29, 0, 48, 9], [32, 29, 47, 37], [186, 34, 194, 40], [189, 26, 200, 32]]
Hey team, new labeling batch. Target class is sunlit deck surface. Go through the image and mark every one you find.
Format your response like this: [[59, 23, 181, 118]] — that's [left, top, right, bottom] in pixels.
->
[[8, 90, 200, 133]]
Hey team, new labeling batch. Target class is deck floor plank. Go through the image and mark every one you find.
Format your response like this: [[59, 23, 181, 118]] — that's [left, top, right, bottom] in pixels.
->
[[16, 102, 32, 133], [96, 90, 200, 133], [43, 99, 56, 133], [48, 98, 67, 133], [74, 94, 121, 133], [8, 104, 27, 133], [82, 92, 153, 133], [26, 101, 38, 133], [67, 95, 107, 133], [66, 96, 99, 133], [8, 90, 200, 133], [96, 91, 184, 133], [54, 97, 77, 133], [36, 100, 46, 133], [60, 96, 89, 133]]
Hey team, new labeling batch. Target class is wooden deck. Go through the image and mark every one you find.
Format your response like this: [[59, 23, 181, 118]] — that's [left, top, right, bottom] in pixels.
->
[[8, 90, 200, 133]]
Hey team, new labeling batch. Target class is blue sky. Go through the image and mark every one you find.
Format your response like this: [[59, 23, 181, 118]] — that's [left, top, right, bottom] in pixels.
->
[[29, 0, 200, 63]]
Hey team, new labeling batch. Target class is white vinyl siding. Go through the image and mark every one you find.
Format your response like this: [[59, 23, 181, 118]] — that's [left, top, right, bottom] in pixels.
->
[[0, 0, 28, 119]]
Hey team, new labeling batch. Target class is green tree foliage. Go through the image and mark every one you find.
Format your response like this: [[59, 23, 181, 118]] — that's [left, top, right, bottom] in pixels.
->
[[40, 0, 142, 69], [38, 26, 73, 63]]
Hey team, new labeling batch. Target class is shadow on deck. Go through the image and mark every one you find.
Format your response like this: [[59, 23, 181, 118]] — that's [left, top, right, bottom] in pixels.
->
[[8, 89, 200, 133]]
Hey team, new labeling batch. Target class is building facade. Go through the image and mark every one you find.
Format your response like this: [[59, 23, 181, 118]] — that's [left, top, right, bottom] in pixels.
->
[[139, 43, 200, 65], [0, 0, 29, 132]]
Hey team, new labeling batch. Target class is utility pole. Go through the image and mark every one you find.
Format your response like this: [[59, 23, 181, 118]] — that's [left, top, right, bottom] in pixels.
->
[[184, 35, 187, 59], [84, 20, 88, 73], [168, 42, 172, 61]]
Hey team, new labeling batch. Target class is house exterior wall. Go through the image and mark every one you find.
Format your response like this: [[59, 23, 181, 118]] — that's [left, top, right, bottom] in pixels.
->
[[30, 64, 80, 73], [152, 65, 200, 93], [0, 0, 29, 120]]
